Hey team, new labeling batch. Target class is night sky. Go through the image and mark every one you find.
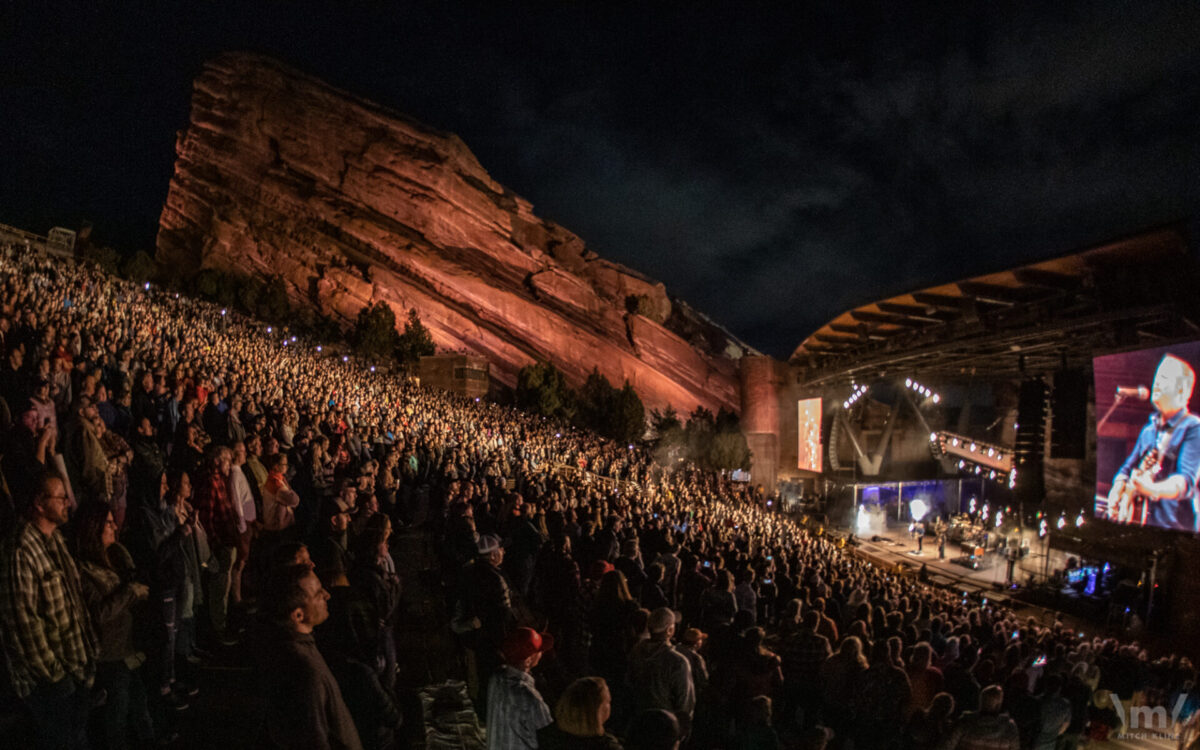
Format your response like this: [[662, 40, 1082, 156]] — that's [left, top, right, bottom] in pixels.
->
[[3, 1, 1199, 357]]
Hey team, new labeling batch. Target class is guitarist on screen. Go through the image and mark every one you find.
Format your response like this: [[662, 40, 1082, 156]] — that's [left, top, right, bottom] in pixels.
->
[[1107, 354, 1200, 533]]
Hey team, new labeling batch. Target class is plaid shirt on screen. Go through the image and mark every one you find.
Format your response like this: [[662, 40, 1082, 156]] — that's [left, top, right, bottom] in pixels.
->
[[0, 521, 98, 697]]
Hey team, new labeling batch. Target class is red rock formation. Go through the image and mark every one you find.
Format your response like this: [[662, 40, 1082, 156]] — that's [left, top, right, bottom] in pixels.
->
[[157, 53, 747, 415]]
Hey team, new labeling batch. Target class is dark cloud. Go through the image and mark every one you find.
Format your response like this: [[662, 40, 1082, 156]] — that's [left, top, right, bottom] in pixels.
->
[[1, 1, 1198, 358]]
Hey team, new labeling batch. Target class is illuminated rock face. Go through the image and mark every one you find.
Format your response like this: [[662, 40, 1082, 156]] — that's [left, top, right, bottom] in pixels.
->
[[158, 53, 745, 415]]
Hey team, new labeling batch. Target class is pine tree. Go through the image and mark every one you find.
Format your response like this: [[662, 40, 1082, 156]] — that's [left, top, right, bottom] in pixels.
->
[[353, 302, 401, 361], [396, 308, 436, 367], [611, 381, 646, 443], [516, 361, 575, 421]]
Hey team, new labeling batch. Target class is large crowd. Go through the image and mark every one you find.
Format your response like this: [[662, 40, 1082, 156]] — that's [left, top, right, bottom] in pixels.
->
[[0, 245, 1196, 750]]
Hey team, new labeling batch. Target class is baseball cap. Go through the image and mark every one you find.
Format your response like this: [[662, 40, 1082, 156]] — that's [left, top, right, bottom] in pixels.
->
[[501, 627, 554, 665], [648, 607, 681, 634], [587, 560, 614, 581], [680, 627, 707, 646], [476, 534, 502, 555]]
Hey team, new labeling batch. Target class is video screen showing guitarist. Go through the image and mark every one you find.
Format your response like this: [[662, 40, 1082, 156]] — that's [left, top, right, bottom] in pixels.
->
[[1106, 354, 1200, 532]]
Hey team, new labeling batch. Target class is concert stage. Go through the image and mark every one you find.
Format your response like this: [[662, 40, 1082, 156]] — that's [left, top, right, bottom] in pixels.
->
[[843, 527, 1053, 612], [741, 225, 1200, 647]]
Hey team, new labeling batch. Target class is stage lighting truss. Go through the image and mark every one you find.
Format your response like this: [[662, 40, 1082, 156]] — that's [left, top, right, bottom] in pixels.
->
[[904, 378, 941, 405], [934, 430, 1015, 485], [842, 383, 869, 410]]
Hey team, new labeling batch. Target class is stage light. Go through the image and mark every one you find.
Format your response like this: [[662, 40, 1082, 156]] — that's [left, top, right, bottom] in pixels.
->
[[929, 432, 937, 442], [370, 366, 376, 373], [267, 327, 273, 334], [1056, 515, 1067, 530], [316, 345, 322, 352], [969, 443, 977, 452], [987, 448, 994, 457], [1009, 469, 1017, 489], [910, 499, 928, 522], [995, 512, 1003, 528], [221, 309, 227, 316], [144, 282, 150, 291], [975, 465, 982, 474], [1039, 519, 1049, 538], [906, 378, 912, 387], [342, 355, 349, 362], [291, 336, 297, 342], [932, 394, 941, 403], [958, 460, 965, 469], [1075, 513, 1085, 528], [968, 498, 977, 514], [989, 470, 996, 480]]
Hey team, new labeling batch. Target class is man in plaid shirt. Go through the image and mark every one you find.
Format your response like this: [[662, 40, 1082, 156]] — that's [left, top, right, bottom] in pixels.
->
[[0, 470, 98, 750]]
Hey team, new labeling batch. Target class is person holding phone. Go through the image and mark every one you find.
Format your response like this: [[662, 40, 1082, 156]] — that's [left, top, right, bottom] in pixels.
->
[[74, 500, 160, 748]]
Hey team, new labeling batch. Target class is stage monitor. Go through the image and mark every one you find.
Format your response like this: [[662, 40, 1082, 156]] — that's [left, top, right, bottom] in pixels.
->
[[797, 397, 823, 472], [1094, 341, 1200, 534]]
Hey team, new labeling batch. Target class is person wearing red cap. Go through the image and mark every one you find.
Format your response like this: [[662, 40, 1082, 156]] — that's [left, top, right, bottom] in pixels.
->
[[486, 627, 553, 750]]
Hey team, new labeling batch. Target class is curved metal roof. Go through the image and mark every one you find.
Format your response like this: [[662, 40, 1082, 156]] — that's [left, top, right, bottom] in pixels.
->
[[790, 226, 1194, 387]]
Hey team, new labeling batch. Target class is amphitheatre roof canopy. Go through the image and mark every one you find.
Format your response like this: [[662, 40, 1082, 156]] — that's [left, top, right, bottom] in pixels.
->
[[790, 226, 1197, 387]]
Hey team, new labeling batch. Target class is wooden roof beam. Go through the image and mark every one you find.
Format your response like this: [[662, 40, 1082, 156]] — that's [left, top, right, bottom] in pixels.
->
[[813, 332, 860, 345], [850, 309, 930, 327], [910, 292, 962, 308], [955, 281, 1027, 306], [829, 323, 866, 335], [1013, 268, 1084, 290], [829, 323, 895, 341], [876, 301, 956, 323]]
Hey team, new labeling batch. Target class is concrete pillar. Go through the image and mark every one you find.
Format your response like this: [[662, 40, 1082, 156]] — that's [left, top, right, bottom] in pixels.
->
[[741, 355, 783, 492]]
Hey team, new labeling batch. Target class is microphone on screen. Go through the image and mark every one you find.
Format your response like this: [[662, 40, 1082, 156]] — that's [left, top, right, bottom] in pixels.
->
[[1115, 385, 1150, 400]]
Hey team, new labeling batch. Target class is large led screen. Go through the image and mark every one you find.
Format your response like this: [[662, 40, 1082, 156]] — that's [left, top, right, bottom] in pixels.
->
[[797, 398, 823, 472], [1094, 342, 1200, 533]]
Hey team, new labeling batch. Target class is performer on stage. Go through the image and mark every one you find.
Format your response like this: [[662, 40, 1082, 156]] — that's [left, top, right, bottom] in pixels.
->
[[1107, 354, 1200, 532]]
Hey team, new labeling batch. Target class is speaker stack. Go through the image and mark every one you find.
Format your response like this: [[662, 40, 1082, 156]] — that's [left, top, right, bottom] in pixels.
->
[[1014, 378, 1049, 504], [1050, 369, 1088, 460]]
